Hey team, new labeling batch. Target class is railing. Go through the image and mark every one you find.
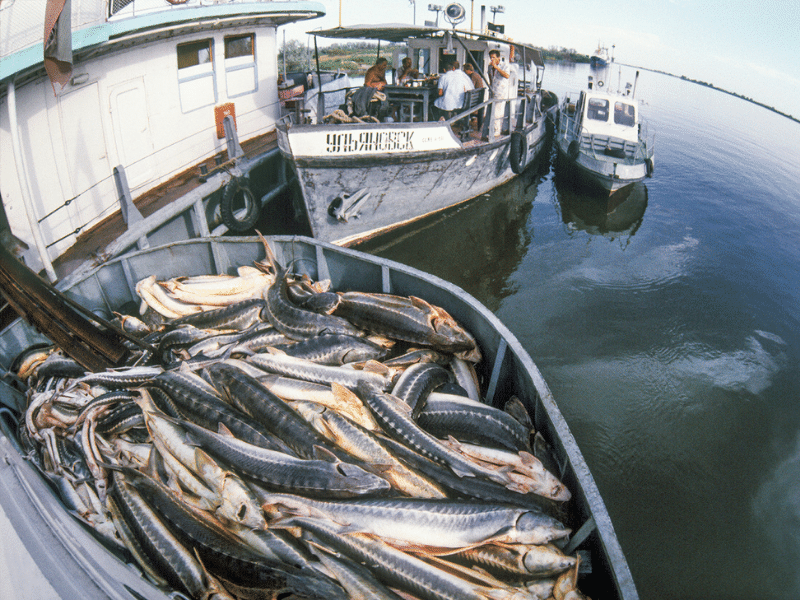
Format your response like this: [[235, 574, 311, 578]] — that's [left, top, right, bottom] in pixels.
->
[[290, 85, 541, 144], [557, 101, 653, 163]]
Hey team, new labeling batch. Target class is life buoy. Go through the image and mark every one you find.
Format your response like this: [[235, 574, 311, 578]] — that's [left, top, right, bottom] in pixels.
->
[[509, 131, 528, 175], [568, 140, 580, 160], [221, 176, 261, 232], [646, 157, 654, 177]]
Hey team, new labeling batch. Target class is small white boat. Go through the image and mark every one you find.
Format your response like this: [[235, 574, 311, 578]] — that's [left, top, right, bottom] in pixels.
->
[[277, 8, 558, 246], [555, 71, 654, 195]]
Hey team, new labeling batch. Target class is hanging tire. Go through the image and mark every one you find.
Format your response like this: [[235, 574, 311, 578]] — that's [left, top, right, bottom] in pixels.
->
[[568, 140, 580, 160], [646, 157, 654, 177], [509, 131, 528, 175], [221, 176, 260, 232]]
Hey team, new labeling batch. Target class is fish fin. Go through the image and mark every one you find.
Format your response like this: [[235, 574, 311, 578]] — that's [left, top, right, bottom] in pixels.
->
[[449, 464, 476, 478], [311, 445, 338, 463], [217, 422, 236, 437], [387, 395, 414, 416], [178, 361, 194, 376], [331, 382, 361, 407], [361, 360, 390, 375], [446, 435, 462, 448], [194, 447, 218, 471], [519, 451, 544, 469], [197, 496, 218, 512], [409, 295, 436, 312]]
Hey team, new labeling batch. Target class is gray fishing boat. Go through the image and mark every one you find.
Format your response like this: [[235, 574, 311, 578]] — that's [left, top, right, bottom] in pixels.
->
[[0, 235, 637, 600], [277, 8, 558, 245]]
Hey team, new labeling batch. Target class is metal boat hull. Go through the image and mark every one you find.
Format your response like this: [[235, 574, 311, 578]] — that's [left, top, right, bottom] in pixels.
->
[[280, 120, 552, 245], [0, 235, 637, 600], [555, 136, 649, 194]]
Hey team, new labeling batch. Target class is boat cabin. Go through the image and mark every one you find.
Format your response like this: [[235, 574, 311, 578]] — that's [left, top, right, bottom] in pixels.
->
[[0, 0, 324, 279], [572, 89, 639, 144], [294, 23, 546, 126]]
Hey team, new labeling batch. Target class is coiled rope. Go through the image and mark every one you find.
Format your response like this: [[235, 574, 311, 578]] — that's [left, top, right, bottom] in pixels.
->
[[322, 109, 380, 124]]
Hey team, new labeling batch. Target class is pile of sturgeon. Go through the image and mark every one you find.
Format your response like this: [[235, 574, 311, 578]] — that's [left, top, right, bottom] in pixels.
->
[[15, 240, 589, 600]]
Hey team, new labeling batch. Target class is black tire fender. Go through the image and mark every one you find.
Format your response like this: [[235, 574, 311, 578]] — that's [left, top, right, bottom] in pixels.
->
[[221, 176, 260, 232], [646, 157, 654, 177], [568, 140, 580, 160], [509, 131, 528, 175]]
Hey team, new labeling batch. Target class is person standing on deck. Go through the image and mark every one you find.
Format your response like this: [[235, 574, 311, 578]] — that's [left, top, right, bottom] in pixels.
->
[[487, 47, 519, 138], [434, 60, 474, 121]]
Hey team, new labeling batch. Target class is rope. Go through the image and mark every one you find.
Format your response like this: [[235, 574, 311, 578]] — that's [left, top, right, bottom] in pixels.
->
[[322, 109, 379, 124]]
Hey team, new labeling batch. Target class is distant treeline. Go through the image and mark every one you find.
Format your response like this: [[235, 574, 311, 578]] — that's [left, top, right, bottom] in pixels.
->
[[280, 40, 592, 70], [617, 65, 798, 124]]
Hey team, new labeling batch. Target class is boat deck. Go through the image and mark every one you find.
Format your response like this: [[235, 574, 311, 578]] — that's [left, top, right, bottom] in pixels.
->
[[50, 131, 278, 280]]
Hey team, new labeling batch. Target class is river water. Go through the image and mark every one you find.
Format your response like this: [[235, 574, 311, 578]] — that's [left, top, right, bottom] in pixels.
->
[[353, 63, 800, 600]]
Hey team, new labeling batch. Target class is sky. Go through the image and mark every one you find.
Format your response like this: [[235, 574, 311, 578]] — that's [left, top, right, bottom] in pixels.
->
[[280, 0, 800, 119]]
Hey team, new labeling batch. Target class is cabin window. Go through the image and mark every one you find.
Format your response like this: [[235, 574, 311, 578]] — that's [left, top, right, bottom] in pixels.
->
[[178, 40, 213, 70], [109, 0, 133, 16], [614, 101, 636, 126], [224, 34, 257, 97], [586, 98, 609, 122], [438, 48, 457, 72], [418, 48, 431, 76], [177, 39, 216, 113], [467, 50, 484, 76]]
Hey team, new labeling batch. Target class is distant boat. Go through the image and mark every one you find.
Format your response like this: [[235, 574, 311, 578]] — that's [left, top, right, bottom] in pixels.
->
[[555, 71, 655, 195], [590, 43, 611, 69]]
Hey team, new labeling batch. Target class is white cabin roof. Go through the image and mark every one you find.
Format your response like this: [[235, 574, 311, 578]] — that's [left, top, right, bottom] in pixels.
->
[[579, 90, 639, 143], [0, 0, 324, 84]]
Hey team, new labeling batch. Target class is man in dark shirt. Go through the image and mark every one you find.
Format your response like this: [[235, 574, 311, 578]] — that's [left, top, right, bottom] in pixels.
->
[[463, 62, 483, 90], [463, 62, 485, 130]]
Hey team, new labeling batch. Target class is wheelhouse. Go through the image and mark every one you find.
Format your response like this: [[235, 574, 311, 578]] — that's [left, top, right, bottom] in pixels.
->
[[576, 91, 639, 143]]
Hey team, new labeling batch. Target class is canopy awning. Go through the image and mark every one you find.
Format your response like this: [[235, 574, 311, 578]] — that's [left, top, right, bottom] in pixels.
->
[[308, 23, 544, 65]]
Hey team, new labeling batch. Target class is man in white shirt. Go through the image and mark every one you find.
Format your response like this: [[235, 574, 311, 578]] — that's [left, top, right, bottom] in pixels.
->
[[487, 47, 519, 137], [434, 60, 474, 120]]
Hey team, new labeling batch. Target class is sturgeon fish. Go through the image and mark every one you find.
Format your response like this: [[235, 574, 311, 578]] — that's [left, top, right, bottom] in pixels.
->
[[176, 417, 391, 498], [260, 494, 570, 548]]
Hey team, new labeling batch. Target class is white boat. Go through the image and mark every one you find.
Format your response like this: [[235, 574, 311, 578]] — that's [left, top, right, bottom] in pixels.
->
[[555, 71, 654, 195], [276, 8, 558, 246], [0, 0, 325, 283]]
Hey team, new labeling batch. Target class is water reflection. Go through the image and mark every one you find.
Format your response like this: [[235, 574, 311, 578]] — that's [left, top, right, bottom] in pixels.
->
[[354, 164, 547, 312], [554, 177, 648, 247]]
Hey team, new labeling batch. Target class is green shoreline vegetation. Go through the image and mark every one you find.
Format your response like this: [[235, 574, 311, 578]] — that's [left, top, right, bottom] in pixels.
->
[[279, 40, 797, 123]]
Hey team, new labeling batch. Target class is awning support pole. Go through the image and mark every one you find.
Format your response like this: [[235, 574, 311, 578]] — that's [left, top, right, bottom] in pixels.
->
[[6, 80, 57, 282]]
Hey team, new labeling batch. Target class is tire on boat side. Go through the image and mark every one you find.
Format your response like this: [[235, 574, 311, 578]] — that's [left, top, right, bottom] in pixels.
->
[[568, 140, 580, 160], [509, 130, 528, 175], [221, 176, 261, 232]]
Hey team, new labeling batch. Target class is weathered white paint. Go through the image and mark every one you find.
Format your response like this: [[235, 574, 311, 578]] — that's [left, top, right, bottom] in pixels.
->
[[0, 1, 323, 272], [287, 124, 462, 157]]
